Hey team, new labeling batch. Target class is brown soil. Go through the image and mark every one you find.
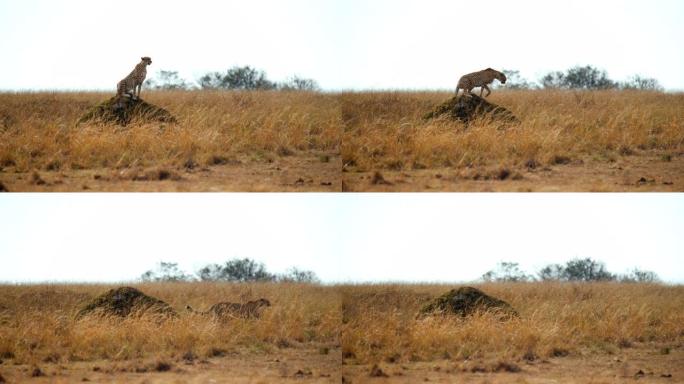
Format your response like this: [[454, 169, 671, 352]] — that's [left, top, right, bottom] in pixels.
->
[[418, 287, 518, 319], [423, 94, 518, 124], [76, 287, 177, 320], [0, 152, 341, 192], [341, 344, 682, 383], [78, 97, 177, 126], [342, 150, 684, 192], [0, 347, 340, 384]]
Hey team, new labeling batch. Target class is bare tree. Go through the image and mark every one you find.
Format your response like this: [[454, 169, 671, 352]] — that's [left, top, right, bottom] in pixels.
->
[[199, 66, 276, 90], [537, 258, 615, 281], [145, 70, 193, 90], [620, 268, 660, 283], [498, 69, 533, 90], [540, 71, 566, 89], [540, 66, 616, 90], [277, 267, 320, 283], [482, 261, 533, 282], [141, 262, 194, 282], [197, 258, 275, 282], [279, 76, 320, 91], [621, 75, 663, 91]]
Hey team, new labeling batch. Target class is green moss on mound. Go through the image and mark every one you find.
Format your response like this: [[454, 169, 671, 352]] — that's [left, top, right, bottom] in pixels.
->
[[419, 286, 518, 319], [78, 96, 177, 126], [75, 287, 177, 320]]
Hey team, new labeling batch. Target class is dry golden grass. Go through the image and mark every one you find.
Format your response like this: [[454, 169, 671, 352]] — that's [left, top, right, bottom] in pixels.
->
[[2, 282, 681, 366], [0, 91, 341, 191], [0, 283, 339, 365], [1, 282, 682, 382], [2, 90, 682, 191], [341, 90, 684, 172], [0, 91, 339, 172], [341, 283, 684, 365]]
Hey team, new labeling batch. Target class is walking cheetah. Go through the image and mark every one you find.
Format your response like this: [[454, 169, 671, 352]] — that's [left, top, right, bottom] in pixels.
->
[[456, 68, 507, 97], [116, 57, 152, 100], [186, 298, 271, 320]]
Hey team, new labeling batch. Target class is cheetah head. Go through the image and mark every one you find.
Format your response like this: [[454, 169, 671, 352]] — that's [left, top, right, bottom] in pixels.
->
[[141, 57, 152, 65], [255, 298, 271, 308], [498, 72, 507, 84]]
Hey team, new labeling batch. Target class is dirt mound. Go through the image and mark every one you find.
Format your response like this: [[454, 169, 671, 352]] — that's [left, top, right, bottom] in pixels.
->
[[75, 287, 177, 320], [418, 286, 518, 319], [77, 96, 177, 126], [424, 94, 518, 124]]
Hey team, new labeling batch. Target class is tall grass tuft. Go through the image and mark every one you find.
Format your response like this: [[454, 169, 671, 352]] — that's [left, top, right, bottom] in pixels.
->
[[341, 90, 684, 171], [0, 91, 340, 172]]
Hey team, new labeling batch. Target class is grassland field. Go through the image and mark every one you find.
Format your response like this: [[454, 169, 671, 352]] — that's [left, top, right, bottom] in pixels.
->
[[0, 283, 341, 383], [1, 90, 682, 192], [0, 91, 341, 192], [341, 90, 684, 192], [0, 282, 682, 383]]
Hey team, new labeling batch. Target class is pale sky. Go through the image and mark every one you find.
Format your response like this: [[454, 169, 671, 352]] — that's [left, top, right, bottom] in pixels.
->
[[0, 0, 683, 91], [0, 194, 682, 284]]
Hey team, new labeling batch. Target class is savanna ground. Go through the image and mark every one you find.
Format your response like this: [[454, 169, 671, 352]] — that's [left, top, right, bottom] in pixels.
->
[[0, 91, 340, 192], [0, 283, 682, 383], [341, 91, 684, 191], [0, 283, 341, 383], [341, 283, 684, 383], [1, 90, 682, 192]]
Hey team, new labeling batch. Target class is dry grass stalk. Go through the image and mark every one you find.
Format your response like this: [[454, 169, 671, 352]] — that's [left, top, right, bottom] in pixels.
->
[[341, 90, 684, 172], [0, 91, 340, 172], [341, 283, 684, 364], [0, 283, 340, 364]]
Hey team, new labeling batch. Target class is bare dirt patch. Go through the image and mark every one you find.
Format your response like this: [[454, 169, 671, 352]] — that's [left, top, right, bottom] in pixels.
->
[[0, 152, 341, 191], [341, 345, 682, 383], [0, 347, 341, 383], [343, 151, 684, 192]]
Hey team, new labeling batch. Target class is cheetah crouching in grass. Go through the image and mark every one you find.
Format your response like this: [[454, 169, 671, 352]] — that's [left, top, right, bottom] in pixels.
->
[[456, 68, 507, 97], [186, 298, 271, 320], [116, 57, 152, 101]]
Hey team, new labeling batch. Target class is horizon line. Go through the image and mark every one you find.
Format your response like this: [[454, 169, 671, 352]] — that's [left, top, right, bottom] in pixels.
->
[[1, 88, 683, 94], [1, 279, 681, 286]]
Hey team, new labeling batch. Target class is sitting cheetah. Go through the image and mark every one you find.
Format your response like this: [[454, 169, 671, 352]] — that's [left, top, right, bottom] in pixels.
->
[[117, 57, 152, 100], [456, 68, 507, 97], [186, 298, 271, 320]]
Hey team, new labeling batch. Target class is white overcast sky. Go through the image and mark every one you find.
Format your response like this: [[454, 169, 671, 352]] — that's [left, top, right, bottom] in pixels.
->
[[0, 0, 683, 91], [0, 194, 682, 284]]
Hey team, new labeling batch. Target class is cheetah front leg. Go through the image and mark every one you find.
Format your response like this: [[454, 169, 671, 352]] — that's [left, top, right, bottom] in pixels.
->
[[482, 84, 491, 97], [135, 83, 141, 100]]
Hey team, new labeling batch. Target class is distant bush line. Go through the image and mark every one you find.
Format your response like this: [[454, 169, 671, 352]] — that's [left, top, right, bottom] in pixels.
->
[[501, 65, 663, 91], [482, 258, 660, 283], [144, 64, 662, 92], [140, 258, 319, 283], [144, 66, 319, 91], [141, 257, 659, 284]]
